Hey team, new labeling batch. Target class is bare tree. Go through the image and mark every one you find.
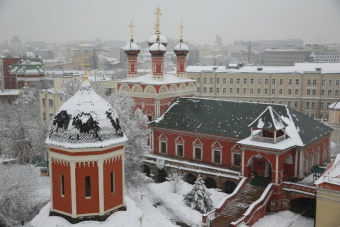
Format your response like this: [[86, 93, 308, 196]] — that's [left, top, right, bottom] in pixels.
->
[[166, 171, 184, 193]]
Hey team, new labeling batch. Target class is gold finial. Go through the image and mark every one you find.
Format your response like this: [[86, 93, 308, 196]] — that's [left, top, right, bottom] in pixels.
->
[[154, 6, 162, 40], [83, 58, 88, 82], [129, 21, 134, 41], [179, 22, 184, 41]]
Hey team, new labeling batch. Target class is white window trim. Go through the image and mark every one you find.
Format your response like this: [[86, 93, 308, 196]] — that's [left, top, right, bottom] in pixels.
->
[[192, 138, 203, 161], [175, 136, 185, 158], [211, 141, 223, 165], [159, 133, 168, 155]]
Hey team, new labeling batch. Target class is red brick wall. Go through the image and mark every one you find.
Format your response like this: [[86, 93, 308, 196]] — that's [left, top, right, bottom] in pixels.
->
[[3, 58, 20, 89], [103, 159, 124, 211], [52, 162, 72, 214], [76, 162, 99, 214]]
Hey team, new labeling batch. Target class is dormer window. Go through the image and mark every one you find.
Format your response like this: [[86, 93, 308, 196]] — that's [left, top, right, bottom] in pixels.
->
[[248, 107, 288, 144]]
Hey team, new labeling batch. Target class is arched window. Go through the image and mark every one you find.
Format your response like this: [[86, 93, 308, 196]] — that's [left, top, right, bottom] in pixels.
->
[[111, 172, 115, 194], [85, 176, 91, 198], [60, 174, 64, 197]]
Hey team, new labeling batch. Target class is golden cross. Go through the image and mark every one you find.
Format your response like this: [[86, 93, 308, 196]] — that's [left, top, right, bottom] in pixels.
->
[[154, 6, 162, 33], [129, 21, 134, 40], [179, 22, 184, 40]]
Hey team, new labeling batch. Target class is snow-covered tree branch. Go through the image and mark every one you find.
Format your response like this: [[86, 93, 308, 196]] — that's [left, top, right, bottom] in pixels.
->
[[166, 171, 184, 193]]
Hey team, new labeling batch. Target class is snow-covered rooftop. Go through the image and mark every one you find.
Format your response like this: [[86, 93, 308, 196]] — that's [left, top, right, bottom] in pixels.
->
[[118, 73, 195, 85], [329, 101, 340, 110], [124, 42, 140, 51], [174, 42, 189, 51], [187, 63, 340, 74], [0, 89, 20, 96], [315, 154, 340, 186], [46, 79, 127, 149], [148, 34, 167, 44]]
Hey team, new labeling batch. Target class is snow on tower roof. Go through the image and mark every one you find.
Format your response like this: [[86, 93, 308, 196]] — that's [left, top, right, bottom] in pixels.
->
[[124, 42, 140, 51], [148, 34, 167, 44], [149, 43, 166, 52], [248, 106, 288, 130], [174, 42, 189, 51], [46, 79, 127, 149]]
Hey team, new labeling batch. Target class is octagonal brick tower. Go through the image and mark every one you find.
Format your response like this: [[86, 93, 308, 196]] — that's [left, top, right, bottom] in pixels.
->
[[46, 77, 127, 222]]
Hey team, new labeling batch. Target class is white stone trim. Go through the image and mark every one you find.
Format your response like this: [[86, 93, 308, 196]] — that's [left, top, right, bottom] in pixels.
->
[[158, 133, 168, 155], [49, 156, 54, 210], [48, 142, 125, 153], [275, 154, 278, 184], [175, 136, 185, 157], [98, 159, 104, 215], [70, 161, 77, 218]]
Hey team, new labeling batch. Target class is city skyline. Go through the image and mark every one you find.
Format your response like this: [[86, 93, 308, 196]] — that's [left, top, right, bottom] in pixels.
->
[[0, 0, 340, 45]]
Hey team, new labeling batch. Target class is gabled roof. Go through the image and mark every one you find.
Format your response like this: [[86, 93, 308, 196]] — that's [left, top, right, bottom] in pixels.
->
[[248, 106, 288, 130], [329, 101, 340, 110], [150, 97, 333, 147]]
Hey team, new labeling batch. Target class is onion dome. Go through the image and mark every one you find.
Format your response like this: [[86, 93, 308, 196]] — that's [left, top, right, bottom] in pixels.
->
[[124, 39, 140, 56], [46, 79, 127, 149], [148, 34, 168, 47], [149, 42, 166, 55], [174, 40, 189, 56]]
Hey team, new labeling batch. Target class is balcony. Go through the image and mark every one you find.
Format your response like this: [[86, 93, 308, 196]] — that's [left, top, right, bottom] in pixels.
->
[[252, 133, 285, 144]]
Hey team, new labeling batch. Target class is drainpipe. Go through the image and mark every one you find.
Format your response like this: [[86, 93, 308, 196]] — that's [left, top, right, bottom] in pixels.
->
[[300, 73, 303, 113]]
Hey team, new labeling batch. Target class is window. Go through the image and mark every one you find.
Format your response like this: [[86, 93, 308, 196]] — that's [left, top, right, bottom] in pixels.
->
[[294, 89, 298, 95], [243, 88, 247, 94], [289, 79, 292, 85], [313, 80, 317, 85], [230, 78, 233, 84], [296, 79, 299, 85], [321, 80, 325, 86], [272, 79, 276, 85], [204, 78, 207, 84], [265, 79, 269, 85], [329, 80, 333, 86], [294, 102, 298, 108], [230, 88, 233, 94], [85, 176, 91, 198], [306, 102, 310, 108], [234, 153, 241, 166], [279, 101, 282, 104], [236, 88, 240, 94], [49, 99, 53, 108], [272, 89, 275, 94], [280, 79, 283, 85], [197, 87, 200, 93], [320, 102, 324, 109], [312, 102, 316, 108], [49, 114, 54, 120], [308, 79, 311, 85], [244, 79, 247, 84], [216, 78, 220, 84], [312, 90, 316, 95], [216, 88, 219, 93], [214, 150, 221, 164], [328, 90, 332, 96], [288, 89, 291, 95], [177, 144, 184, 157], [288, 101, 291, 107], [279, 89, 282, 95], [336, 90, 339, 96], [197, 78, 200, 84], [210, 78, 213, 84], [223, 78, 226, 84], [60, 175, 64, 196], [250, 79, 254, 85], [265, 89, 268, 94], [161, 142, 167, 154], [321, 90, 324, 96], [223, 88, 226, 93], [111, 172, 115, 194], [203, 87, 207, 93], [257, 89, 261, 94], [307, 90, 310, 95], [336, 80, 340, 86], [42, 98, 46, 107], [250, 88, 253, 94], [258, 79, 261, 85], [43, 112, 46, 121], [209, 87, 213, 93], [237, 78, 240, 84], [311, 114, 315, 119], [195, 147, 202, 160]]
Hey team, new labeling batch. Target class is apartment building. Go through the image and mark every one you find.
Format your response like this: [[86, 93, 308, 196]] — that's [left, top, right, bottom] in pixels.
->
[[187, 63, 340, 120], [263, 49, 311, 66]]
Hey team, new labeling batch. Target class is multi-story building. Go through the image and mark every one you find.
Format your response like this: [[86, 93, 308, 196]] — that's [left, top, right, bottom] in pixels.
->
[[187, 63, 340, 120], [234, 39, 304, 50], [310, 53, 340, 63], [263, 48, 311, 66]]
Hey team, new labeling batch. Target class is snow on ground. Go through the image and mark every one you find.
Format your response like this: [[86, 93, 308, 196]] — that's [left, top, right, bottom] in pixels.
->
[[147, 181, 227, 226], [239, 211, 314, 227], [30, 197, 143, 227]]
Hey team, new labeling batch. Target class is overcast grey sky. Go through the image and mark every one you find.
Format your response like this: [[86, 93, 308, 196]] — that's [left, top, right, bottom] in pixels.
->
[[0, 0, 339, 45]]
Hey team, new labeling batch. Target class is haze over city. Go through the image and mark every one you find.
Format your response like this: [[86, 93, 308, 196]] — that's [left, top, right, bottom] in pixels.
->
[[1, 0, 340, 44]]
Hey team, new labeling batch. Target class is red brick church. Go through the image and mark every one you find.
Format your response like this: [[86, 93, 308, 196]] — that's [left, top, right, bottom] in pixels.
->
[[145, 97, 333, 226], [117, 6, 196, 121]]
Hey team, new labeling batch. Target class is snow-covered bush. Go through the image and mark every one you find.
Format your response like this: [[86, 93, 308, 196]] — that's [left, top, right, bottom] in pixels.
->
[[166, 171, 184, 193], [0, 165, 39, 227], [183, 174, 214, 214], [107, 92, 150, 190]]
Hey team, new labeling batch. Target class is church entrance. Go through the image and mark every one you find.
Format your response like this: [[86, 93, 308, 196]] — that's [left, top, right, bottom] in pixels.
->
[[248, 156, 272, 188]]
